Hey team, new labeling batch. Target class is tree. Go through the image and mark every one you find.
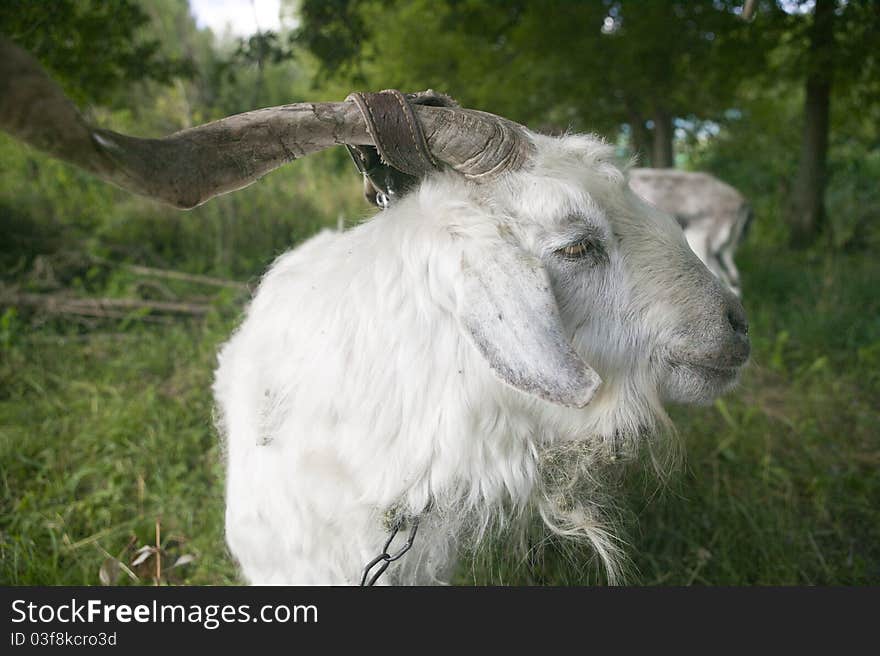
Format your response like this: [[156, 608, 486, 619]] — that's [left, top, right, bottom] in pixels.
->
[[786, 0, 835, 247], [294, 0, 763, 168], [593, 1, 760, 167], [0, 0, 192, 106], [783, 0, 880, 248]]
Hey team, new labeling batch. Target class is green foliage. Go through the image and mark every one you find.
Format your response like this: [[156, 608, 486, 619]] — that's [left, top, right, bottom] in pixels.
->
[[0, 308, 21, 350], [296, 1, 767, 141], [296, 0, 878, 233], [295, 0, 368, 81], [826, 148, 880, 251], [0, 0, 364, 281], [0, 321, 239, 584], [0, 0, 194, 106]]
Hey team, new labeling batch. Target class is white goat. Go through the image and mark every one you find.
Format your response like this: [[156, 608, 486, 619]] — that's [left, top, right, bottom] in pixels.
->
[[214, 133, 750, 585], [628, 169, 752, 297], [0, 44, 750, 585]]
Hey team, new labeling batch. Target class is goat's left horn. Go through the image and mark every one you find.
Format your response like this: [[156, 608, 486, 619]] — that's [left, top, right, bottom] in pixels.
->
[[0, 37, 531, 209]]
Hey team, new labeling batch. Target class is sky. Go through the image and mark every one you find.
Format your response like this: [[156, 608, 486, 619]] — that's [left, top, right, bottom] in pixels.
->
[[189, 0, 282, 37]]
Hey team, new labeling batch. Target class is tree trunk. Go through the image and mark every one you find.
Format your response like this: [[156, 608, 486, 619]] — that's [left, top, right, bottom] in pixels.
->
[[787, 0, 834, 248], [651, 109, 674, 168]]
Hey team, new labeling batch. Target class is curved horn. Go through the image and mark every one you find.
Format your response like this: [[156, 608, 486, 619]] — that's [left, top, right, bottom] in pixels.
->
[[417, 105, 532, 181], [0, 37, 530, 209]]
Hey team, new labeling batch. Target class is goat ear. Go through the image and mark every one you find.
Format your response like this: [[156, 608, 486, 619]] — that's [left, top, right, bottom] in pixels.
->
[[457, 241, 601, 408]]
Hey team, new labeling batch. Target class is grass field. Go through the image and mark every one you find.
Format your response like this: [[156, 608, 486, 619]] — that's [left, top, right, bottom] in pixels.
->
[[1, 245, 878, 585]]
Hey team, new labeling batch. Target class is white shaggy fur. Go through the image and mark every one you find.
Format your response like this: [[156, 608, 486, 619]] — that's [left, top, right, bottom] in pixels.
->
[[213, 132, 749, 585]]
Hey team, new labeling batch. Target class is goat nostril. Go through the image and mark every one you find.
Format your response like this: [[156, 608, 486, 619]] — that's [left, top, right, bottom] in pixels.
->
[[727, 309, 749, 336]]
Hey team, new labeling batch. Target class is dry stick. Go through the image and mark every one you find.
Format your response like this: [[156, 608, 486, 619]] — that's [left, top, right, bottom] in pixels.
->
[[62, 527, 118, 552], [155, 518, 161, 586], [28, 332, 140, 343], [68, 310, 173, 325], [122, 264, 248, 291], [31, 305, 175, 326], [4, 289, 210, 318], [85, 255, 248, 290], [133, 278, 179, 301]]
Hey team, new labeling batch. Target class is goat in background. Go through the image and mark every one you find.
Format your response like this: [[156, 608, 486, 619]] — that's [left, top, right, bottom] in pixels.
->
[[629, 169, 752, 297]]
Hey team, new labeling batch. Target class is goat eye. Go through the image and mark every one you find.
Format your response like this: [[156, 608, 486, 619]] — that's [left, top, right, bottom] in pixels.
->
[[556, 239, 596, 260]]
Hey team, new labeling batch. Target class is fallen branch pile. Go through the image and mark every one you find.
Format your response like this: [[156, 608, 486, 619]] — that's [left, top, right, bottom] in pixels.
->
[[118, 263, 248, 291], [2, 259, 249, 324]]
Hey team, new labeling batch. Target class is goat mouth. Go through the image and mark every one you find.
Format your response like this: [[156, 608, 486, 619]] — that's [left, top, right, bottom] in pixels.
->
[[668, 359, 744, 383], [661, 358, 746, 405], [678, 360, 740, 373]]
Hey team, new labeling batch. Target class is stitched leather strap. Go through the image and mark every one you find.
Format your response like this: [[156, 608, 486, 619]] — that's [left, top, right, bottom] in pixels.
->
[[347, 89, 438, 177], [345, 89, 458, 207]]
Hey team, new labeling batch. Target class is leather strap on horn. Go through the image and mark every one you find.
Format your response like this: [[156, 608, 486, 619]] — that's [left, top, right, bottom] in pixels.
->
[[345, 89, 458, 207], [347, 89, 439, 176]]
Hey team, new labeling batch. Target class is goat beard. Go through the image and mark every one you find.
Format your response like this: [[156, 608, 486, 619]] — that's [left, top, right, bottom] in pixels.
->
[[404, 417, 678, 585], [533, 439, 632, 584], [533, 416, 679, 585], [458, 417, 677, 585]]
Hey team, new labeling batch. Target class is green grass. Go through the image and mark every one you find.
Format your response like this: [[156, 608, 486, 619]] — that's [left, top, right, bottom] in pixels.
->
[[0, 315, 238, 584], [1, 246, 878, 585]]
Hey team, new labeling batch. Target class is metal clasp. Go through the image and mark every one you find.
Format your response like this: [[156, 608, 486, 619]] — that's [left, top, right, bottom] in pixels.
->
[[360, 517, 420, 586]]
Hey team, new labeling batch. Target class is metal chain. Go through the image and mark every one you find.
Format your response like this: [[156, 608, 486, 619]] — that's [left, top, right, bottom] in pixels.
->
[[360, 517, 420, 586]]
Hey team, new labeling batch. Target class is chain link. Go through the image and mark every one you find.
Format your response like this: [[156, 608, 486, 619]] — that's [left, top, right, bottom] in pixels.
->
[[360, 517, 420, 586]]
